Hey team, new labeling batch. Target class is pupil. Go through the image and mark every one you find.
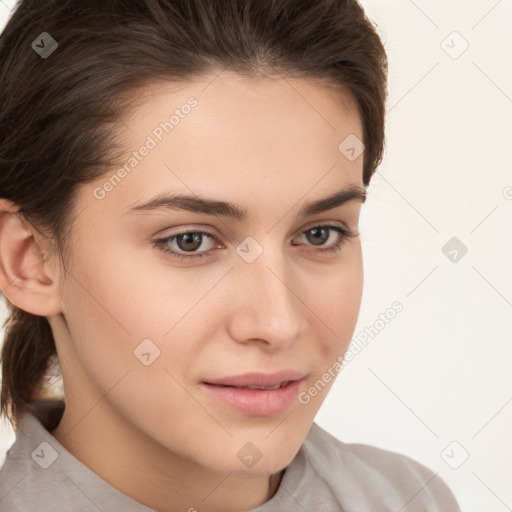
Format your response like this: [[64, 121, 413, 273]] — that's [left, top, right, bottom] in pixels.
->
[[178, 233, 202, 251], [308, 227, 328, 245]]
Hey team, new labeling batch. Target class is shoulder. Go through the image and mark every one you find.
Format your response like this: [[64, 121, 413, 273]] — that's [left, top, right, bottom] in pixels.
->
[[301, 422, 461, 511], [0, 406, 156, 512]]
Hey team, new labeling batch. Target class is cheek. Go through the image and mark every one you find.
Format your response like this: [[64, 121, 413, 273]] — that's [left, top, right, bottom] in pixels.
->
[[59, 242, 221, 395], [59, 261, 199, 436], [58, 250, 172, 397], [294, 258, 363, 415], [312, 249, 364, 346]]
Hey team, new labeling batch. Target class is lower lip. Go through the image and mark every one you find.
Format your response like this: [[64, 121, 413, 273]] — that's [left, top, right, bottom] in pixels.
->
[[200, 379, 303, 416]]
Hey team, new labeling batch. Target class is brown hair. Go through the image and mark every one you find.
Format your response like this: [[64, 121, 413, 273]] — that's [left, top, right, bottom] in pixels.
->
[[0, 0, 388, 427]]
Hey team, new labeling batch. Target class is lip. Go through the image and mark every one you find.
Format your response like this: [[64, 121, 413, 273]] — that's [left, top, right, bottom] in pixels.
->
[[201, 370, 306, 416], [204, 370, 306, 388]]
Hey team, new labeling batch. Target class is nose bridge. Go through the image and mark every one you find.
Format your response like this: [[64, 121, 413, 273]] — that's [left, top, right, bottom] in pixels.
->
[[228, 240, 305, 345]]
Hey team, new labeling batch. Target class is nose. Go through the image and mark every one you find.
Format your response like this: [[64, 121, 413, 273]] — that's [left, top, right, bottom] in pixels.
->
[[226, 249, 308, 350]]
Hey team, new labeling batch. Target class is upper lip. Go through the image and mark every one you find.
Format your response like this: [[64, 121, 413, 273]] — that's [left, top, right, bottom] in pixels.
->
[[204, 370, 306, 388]]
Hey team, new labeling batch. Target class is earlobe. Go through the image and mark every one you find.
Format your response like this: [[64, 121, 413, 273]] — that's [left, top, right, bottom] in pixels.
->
[[0, 199, 63, 316]]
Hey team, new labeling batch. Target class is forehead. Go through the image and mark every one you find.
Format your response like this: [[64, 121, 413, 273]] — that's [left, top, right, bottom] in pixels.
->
[[78, 72, 364, 221], [123, 71, 361, 137]]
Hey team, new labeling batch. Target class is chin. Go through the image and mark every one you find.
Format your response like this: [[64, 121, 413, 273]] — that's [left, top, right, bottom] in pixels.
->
[[214, 435, 302, 477]]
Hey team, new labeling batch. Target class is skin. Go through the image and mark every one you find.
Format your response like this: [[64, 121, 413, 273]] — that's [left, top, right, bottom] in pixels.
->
[[0, 71, 365, 512]]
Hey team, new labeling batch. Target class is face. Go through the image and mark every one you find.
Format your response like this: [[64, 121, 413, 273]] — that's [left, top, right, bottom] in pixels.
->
[[49, 71, 365, 477]]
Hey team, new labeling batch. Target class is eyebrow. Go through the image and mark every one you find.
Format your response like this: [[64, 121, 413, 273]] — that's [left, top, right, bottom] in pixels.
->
[[126, 184, 366, 221]]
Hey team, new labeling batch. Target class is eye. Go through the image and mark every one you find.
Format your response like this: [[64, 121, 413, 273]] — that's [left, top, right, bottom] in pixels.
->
[[153, 230, 218, 262], [153, 224, 358, 262], [294, 225, 355, 253]]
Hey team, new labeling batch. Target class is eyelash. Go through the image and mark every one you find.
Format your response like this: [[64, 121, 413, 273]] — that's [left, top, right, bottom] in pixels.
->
[[153, 224, 358, 262]]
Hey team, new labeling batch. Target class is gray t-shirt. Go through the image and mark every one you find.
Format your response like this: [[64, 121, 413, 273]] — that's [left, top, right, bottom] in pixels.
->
[[0, 405, 461, 511]]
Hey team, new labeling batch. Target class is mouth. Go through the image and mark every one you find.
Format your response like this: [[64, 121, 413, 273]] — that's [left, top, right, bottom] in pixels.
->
[[200, 373, 305, 416], [203, 369, 306, 388], [209, 381, 292, 390]]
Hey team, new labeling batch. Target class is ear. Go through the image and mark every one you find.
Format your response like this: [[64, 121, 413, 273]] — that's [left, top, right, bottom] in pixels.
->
[[0, 199, 63, 316]]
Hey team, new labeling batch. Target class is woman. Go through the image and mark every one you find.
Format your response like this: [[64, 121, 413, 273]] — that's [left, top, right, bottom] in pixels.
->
[[0, 0, 461, 510]]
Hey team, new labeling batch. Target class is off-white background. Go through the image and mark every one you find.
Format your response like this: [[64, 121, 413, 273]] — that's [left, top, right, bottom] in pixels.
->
[[1, 1, 511, 511]]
